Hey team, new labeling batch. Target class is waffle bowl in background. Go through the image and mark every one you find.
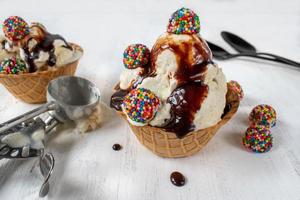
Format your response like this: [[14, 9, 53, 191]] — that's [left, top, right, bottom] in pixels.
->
[[0, 43, 83, 104], [119, 83, 240, 158]]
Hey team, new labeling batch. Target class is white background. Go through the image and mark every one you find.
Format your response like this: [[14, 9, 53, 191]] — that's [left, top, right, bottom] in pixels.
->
[[0, 0, 300, 199]]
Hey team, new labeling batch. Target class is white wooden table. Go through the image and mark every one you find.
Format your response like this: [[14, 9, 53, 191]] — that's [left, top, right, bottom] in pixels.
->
[[0, 0, 300, 199]]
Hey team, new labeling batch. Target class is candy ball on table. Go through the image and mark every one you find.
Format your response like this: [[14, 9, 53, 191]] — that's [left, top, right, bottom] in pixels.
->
[[249, 104, 277, 128], [122, 88, 160, 125], [243, 126, 273, 153], [2, 16, 30, 42], [123, 44, 150, 69], [167, 7, 200, 34], [228, 80, 244, 101], [0, 57, 27, 74]]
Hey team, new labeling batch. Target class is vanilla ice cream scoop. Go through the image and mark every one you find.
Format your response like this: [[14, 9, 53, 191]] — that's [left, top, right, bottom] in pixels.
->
[[18, 22, 75, 72], [119, 44, 151, 90], [1, 17, 79, 73], [0, 36, 19, 62], [0, 17, 77, 72]]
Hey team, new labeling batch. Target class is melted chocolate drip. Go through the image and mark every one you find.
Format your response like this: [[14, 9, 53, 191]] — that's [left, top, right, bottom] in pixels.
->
[[153, 35, 211, 85], [110, 89, 128, 111], [150, 34, 212, 82], [1, 40, 6, 50], [152, 34, 212, 137], [163, 81, 208, 138], [170, 171, 186, 187], [221, 104, 231, 118], [23, 33, 72, 72], [112, 144, 122, 151]]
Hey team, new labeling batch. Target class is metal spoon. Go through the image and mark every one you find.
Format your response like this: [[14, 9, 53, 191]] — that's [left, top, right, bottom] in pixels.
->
[[220, 31, 300, 67], [221, 31, 256, 53], [206, 41, 282, 63]]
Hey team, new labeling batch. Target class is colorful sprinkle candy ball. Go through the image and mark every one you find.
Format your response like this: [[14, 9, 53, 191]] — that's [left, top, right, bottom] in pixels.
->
[[228, 80, 244, 101], [3, 16, 30, 41], [123, 44, 150, 69], [243, 126, 273, 153], [122, 88, 160, 124], [167, 8, 200, 34], [249, 104, 277, 128], [0, 57, 27, 74]]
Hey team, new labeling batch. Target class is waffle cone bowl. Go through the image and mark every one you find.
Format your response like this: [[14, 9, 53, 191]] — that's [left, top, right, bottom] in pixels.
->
[[0, 43, 83, 104], [120, 84, 239, 158]]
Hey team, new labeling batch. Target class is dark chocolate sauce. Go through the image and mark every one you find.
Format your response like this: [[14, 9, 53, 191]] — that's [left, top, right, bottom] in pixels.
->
[[23, 31, 72, 72], [170, 171, 186, 187], [150, 34, 212, 85], [1, 40, 6, 50], [112, 144, 122, 151], [110, 89, 128, 111], [151, 34, 212, 137], [221, 104, 231, 118], [162, 81, 208, 138]]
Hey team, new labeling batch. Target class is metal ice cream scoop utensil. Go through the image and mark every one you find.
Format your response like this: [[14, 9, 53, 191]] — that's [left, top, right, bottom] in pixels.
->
[[0, 76, 100, 197]]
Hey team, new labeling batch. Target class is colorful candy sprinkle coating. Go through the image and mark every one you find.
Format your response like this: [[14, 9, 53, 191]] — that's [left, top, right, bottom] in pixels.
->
[[243, 126, 272, 153], [3, 16, 30, 41], [228, 80, 244, 101], [249, 104, 277, 128], [123, 44, 150, 69], [0, 57, 27, 74], [122, 88, 160, 124], [167, 8, 200, 35]]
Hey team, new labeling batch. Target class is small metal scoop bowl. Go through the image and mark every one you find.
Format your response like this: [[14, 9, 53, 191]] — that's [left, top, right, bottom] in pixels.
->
[[47, 76, 100, 122]]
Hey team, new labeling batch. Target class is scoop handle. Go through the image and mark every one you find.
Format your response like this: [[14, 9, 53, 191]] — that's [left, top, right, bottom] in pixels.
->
[[0, 117, 46, 159], [0, 102, 58, 135]]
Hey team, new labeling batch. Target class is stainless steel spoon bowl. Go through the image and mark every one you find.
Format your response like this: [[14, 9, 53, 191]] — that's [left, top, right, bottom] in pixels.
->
[[47, 76, 100, 122]]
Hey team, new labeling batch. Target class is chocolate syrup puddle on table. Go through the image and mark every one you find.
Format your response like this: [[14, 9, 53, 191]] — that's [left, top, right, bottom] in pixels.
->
[[170, 171, 186, 186], [23, 32, 72, 72], [112, 144, 122, 151]]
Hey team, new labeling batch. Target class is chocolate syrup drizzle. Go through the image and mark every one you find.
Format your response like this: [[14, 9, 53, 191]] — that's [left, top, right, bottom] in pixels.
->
[[1, 40, 7, 50], [110, 34, 214, 138], [163, 81, 208, 138], [23, 30, 72, 72], [110, 89, 128, 111], [170, 171, 186, 186]]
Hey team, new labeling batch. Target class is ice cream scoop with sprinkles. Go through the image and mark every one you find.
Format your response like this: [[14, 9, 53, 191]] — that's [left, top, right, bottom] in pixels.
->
[[123, 44, 150, 69], [249, 104, 277, 128], [243, 125, 273, 153], [167, 7, 200, 34], [0, 57, 27, 74], [2, 16, 30, 42], [122, 88, 160, 125], [228, 80, 244, 101]]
